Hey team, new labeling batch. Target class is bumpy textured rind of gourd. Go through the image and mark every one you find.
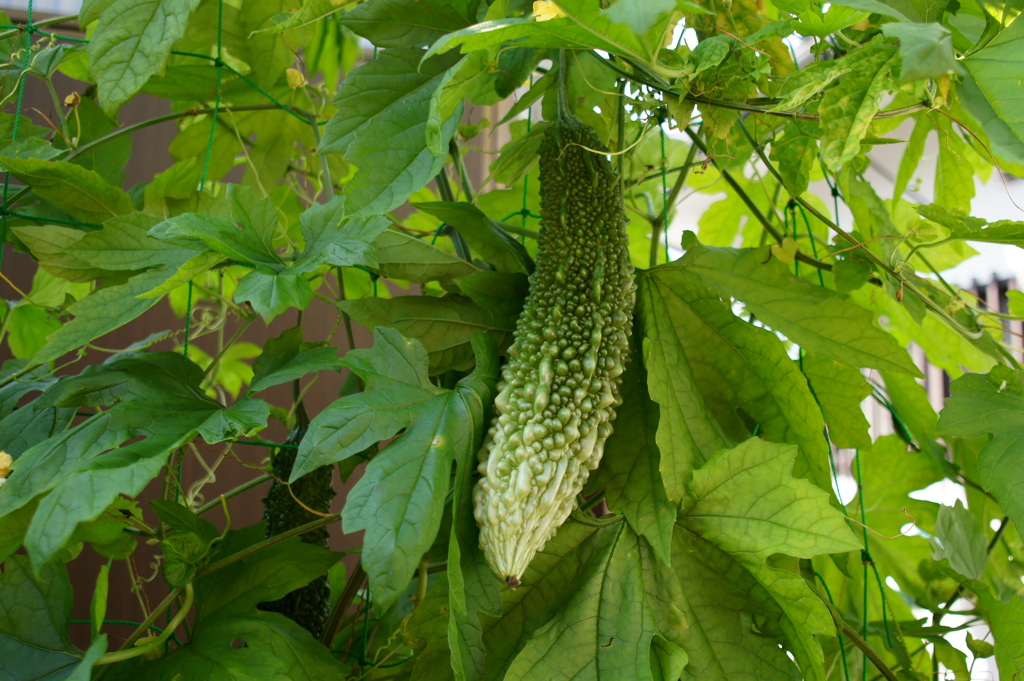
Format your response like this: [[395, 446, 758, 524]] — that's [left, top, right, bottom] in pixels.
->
[[259, 403, 336, 639], [474, 115, 635, 587]]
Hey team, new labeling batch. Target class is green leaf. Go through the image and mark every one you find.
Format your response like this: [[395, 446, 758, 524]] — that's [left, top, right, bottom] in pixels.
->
[[136, 249, 224, 299], [454, 271, 529, 320], [371, 229, 481, 285], [319, 48, 462, 216], [294, 327, 445, 477], [425, 0, 662, 65], [341, 0, 477, 48], [636, 273, 727, 501], [340, 295, 516, 374], [7, 305, 62, 359], [962, 14, 1024, 155], [67, 213, 178, 271], [491, 120, 551, 183], [335, 330, 497, 609], [602, 0, 709, 34], [149, 214, 282, 271], [587, 335, 676, 564], [112, 531, 344, 680], [248, 327, 342, 395], [792, 4, 868, 37], [414, 201, 534, 274], [639, 266, 834, 496], [958, 73, 1024, 170], [917, 204, 1024, 245], [0, 355, 263, 565], [894, 114, 931, 202], [0, 138, 62, 164], [31, 266, 182, 366], [447, 386, 502, 681], [929, 499, 988, 580], [0, 156, 133, 223], [677, 237, 922, 376], [770, 121, 819, 197], [976, 590, 1024, 681], [933, 118, 976, 214], [819, 44, 898, 170], [679, 438, 861, 681], [0, 556, 86, 681], [881, 22, 963, 82], [87, 0, 202, 115], [289, 199, 390, 273], [196, 532, 339, 620], [680, 438, 861, 560], [234, 270, 313, 322], [10, 225, 114, 284], [481, 516, 689, 681], [937, 368, 1024, 531], [801, 354, 872, 449]]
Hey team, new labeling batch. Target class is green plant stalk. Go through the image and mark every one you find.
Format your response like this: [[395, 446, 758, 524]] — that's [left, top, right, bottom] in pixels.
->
[[321, 561, 367, 645], [732, 121, 1001, 350], [683, 127, 833, 273], [335, 267, 358, 358], [196, 477, 271, 519], [93, 586, 184, 680], [94, 584, 194, 665], [195, 513, 340, 579], [838, 617, 900, 681], [649, 139, 697, 268], [448, 138, 475, 201], [201, 314, 257, 386]]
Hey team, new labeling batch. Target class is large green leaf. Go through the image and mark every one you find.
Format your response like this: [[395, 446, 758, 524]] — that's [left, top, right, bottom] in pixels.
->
[[929, 499, 988, 580], [0, 156, 133, 223], [801, 354, 872, 450], [414, 201, 534, 274], [371, 229, 481, 285], [0, 556, 92, 681], [343, 332, 496, 610], [9, 225, 114, 283], [937, 368, 1024, 530], [917, 203, 1024, 245], [678, 438, 861, 681], [481, 516, 688, 681], [962, 13, 1024, 154], [881, 22, 962, 82], [319, 48, 462, 216], [234, 270, 313, 322], [294, 329, 497, 610], [341, 294, 516, 375], [0, 354, 267, 566], [288, 199, 391, 274], [636, 273, 727, 501], [639, 266, 834, 495], [677, 237, 922, 376], [341, 0, 478, 48], [587, 335, 675, 564], [31, 265, 185, 366], [425, 0, 664, 66], [65, 213, 175, 271], [87, 0, 202, 115], [976, 590, 1024, 681]]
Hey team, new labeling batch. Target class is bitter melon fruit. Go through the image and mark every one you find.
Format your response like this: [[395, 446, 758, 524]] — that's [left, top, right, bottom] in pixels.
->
[[259, 402, 335, 638], [474, 115, 635, 587]]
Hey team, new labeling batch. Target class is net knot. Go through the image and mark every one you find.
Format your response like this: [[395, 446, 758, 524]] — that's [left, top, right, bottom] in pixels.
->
[[860, 549, 875, 566]]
